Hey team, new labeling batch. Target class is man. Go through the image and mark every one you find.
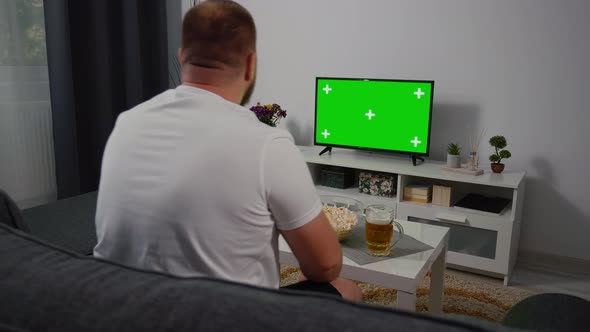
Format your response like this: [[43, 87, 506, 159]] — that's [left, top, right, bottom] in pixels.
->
[[94, 0, 361, 301]]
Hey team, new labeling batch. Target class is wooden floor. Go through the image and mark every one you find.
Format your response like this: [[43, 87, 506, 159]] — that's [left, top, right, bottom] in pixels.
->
[[447, 261, 590, 301]]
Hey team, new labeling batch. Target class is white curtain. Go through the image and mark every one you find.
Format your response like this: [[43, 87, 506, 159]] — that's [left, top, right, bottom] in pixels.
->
[[0, 0, 56, 208]]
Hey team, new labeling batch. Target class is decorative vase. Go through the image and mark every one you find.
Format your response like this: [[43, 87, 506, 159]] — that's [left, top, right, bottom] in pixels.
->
[[467, 151, 479, 171], [491, 163, 505, 173], [446, 154, 461, 168]]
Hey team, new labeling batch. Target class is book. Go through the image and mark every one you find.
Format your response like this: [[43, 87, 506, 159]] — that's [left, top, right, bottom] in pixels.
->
[[432, 185, 453, 207], [403, 193, 432, 203], [403, 184, 432, 196], [403, 192, 431, 199]]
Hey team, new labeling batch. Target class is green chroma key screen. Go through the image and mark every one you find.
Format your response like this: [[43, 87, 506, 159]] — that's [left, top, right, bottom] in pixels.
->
[[314, 77, 434, 155]]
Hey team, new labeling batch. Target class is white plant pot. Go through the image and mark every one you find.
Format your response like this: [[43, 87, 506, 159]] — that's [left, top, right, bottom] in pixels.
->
[[447, 154, 461, 168]]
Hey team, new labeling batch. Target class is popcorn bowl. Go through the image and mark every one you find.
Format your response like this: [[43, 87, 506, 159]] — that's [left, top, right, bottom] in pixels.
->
[[319, 195, 364, 241]]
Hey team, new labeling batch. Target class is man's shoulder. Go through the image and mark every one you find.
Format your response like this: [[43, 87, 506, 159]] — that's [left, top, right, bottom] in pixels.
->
[[220, 103, 295, 142], [116, 89, 175, 120], [245, 124, 295, 148]]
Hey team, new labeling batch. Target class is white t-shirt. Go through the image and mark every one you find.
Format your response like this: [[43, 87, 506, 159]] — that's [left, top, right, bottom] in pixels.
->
[[94, 85, 322, 289]]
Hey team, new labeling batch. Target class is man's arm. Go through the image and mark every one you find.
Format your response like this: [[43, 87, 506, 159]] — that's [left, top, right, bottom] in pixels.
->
[[263, 136, 342, 282], [279, 212, 342, 282]]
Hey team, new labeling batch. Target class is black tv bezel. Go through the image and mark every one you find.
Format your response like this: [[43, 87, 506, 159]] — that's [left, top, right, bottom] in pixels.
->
[[314, 76, 435, 157]]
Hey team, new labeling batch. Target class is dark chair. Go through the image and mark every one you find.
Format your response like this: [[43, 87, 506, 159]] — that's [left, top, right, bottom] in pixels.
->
[[503, 293, 590, 331]]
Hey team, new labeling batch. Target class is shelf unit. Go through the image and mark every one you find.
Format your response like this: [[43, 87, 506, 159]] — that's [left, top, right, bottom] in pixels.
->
[[300, 146, 526, 285]]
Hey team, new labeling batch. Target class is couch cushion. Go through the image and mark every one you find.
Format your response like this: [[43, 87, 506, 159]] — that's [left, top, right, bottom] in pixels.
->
[[0, 223, 516, 332], [21, 191, 97, 255]]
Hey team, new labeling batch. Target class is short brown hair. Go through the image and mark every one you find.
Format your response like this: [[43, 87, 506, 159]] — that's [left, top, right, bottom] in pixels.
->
[[181, 0, 256, 69]]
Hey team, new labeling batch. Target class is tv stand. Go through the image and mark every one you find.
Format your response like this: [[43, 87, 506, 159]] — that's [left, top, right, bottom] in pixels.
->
[[298, 145, 526, 286], [318, 146, 332, 156], [411, 154, 424, 166]]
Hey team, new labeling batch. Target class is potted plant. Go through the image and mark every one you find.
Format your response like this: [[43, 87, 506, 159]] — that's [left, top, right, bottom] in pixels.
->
[[446, 142, 461, 168], [488, 135, 511, 173]]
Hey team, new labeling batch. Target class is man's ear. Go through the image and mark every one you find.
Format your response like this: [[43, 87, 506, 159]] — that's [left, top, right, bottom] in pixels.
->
[[178, 48, 183, 63], [245, 52, 256, 82]]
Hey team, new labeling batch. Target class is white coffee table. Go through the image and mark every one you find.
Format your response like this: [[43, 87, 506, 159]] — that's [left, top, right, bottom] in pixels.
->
[[278, 219, 449, 313]]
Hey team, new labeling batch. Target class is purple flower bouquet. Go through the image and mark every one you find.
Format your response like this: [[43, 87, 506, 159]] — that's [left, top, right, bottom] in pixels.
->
[[250, 103, 287, 127]]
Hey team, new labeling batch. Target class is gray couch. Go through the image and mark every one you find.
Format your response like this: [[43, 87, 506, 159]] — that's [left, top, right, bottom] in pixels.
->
[[19, 191, 98, 255], [1, 222, 520, 332], [2, 190, 589, 331]]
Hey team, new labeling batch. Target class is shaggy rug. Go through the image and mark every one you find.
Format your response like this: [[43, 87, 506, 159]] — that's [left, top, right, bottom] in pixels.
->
[[280, 265, 536, 322]]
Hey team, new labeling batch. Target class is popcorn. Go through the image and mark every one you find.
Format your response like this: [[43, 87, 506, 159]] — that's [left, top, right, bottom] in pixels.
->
[[322, 203, 358, 233]]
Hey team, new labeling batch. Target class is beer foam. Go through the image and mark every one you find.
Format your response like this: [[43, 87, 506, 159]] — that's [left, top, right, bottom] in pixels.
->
[[366, 218, 391, 225]]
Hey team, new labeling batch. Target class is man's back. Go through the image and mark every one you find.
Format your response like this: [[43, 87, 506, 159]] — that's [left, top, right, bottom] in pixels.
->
[[94, 85, 321, 288]]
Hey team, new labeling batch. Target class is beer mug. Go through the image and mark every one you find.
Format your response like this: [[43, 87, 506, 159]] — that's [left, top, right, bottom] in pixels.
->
[[364, 205, 404, 256]]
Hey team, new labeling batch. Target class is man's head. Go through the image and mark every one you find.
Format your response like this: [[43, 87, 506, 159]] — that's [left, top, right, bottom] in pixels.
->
[[180, 0, 257, 105]]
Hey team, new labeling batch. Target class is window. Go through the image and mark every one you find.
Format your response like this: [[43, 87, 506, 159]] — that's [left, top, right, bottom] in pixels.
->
[[0, 0, 56, 208]]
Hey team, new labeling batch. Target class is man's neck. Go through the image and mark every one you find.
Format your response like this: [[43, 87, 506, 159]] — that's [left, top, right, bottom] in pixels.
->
[[182, 81, 240, 105], [181, 63, 243, 104]]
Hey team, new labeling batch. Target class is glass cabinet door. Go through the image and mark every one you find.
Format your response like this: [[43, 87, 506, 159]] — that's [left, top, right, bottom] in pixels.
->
[[408, 216, 497, 259]]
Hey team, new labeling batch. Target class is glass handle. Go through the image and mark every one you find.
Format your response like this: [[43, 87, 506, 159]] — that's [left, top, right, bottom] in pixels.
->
[[390, 220, 405, 249]]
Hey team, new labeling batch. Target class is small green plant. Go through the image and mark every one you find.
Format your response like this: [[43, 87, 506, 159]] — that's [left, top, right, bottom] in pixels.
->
[[489, 135, 512, 164], [447, 142, 461, 155]]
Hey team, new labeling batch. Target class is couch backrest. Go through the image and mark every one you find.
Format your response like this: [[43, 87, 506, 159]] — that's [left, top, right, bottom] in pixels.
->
[[0, 223, 515, 332]]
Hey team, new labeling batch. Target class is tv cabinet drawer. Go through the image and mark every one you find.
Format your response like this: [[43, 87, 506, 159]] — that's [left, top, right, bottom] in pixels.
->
[[396, 201, 512, 232], [397, 203, 512, 274]]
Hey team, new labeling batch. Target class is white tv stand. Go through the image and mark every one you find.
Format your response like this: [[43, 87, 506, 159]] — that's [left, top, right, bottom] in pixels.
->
[[299, 146, 526, 286]]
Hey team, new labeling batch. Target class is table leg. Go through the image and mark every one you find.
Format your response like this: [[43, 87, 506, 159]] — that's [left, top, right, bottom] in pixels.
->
[[397, 291, 417, 311], [429, 246, 447, 313], [503, 273, 511, 286]]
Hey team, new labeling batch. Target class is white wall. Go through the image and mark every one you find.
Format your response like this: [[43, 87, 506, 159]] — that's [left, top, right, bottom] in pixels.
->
[[233, 0, 590, 260]]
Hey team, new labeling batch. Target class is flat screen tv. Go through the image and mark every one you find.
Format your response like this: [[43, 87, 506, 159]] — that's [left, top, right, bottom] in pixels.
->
[[314, 77, 434, 158]]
